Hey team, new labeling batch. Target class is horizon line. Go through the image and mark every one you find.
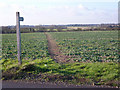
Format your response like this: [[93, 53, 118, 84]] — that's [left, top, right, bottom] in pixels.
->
[[1, 23, 119, 27]]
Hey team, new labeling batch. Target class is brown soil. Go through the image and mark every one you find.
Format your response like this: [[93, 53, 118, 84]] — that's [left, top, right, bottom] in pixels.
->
[[45, 32, 73, 64]]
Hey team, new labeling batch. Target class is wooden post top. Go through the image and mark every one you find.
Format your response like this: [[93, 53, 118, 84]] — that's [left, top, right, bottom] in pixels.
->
[[16, 12, 19, 13], [16, 12, 20, 15]]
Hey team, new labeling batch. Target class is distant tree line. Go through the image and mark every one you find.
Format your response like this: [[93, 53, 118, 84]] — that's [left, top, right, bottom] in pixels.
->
[[1, 24, 119, 34]]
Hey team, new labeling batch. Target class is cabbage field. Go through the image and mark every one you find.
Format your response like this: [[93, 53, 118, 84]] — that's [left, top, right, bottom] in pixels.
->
[[1, 31, 119, 87], [2, 31, 119, 62], [50, 31, 119, 62], [2, 33, 49, 60]]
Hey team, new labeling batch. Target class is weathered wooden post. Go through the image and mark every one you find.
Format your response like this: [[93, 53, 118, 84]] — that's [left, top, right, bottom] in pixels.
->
[[118, 2, 120, 69], [16, 12, 24, 65]]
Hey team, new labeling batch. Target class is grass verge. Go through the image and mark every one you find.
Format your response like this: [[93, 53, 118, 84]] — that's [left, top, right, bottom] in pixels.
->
[[0, 58, 119, 87]]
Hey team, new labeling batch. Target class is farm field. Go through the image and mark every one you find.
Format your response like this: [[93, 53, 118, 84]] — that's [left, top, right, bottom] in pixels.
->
[[50, 31, 119, 62], [1, 31, 119, 87], [2, 33, 49, 60]]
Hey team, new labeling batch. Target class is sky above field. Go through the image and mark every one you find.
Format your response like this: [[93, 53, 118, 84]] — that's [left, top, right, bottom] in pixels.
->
[[0, 0, 119, 26]]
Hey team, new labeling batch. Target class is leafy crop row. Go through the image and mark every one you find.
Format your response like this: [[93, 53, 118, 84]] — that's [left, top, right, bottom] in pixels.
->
[[50, 31, 119, 62], [2, 33, 49, 60]]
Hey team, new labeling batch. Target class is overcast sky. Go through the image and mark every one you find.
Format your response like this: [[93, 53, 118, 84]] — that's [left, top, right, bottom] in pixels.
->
[[0, 0, 119, 26]]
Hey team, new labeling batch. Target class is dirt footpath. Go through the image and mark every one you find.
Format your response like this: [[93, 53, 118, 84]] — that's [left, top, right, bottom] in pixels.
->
[[45, 33, 73, 64]]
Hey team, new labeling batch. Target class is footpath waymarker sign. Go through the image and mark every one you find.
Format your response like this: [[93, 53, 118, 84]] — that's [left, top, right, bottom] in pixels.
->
[[19, 17, 24, 21], [16, 12, 24, 65]]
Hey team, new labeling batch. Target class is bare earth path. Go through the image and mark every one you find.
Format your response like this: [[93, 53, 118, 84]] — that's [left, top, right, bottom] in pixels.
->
[[45, 32, 73, 64]]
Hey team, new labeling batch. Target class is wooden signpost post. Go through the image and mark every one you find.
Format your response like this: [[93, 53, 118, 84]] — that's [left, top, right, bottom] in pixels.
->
[[16, 12, 24, 65]]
